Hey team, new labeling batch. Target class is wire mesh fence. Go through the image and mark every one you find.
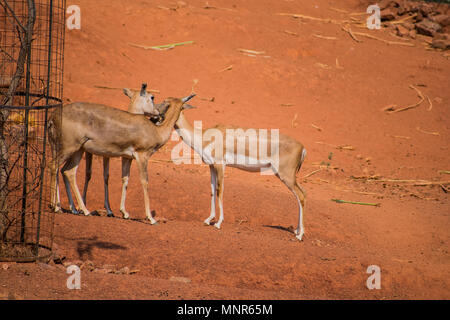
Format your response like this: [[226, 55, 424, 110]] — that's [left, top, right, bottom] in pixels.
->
[[0, 0, 65, 261]]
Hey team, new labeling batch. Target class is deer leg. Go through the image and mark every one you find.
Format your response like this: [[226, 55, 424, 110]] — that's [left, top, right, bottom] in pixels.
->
[[82, 152, 92, 206], [204, 165, 217, 226], [214, 165, 225, 229], [62, 149, 90, 216], [293, 183, 306, 241], [102, 157, 114, 217], [49, 158, 61, 212], [60, 154, 81, 215], [135, 152, 157, 225], [278, 174, 306, 241], [119, 157, 132, 219]]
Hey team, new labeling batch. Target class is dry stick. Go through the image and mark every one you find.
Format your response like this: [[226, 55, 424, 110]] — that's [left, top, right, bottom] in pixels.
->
[[313, 34, 338, 40], [341, 25, 362, 42], [276, 12, 345, 25], [416, 127, 439, 136], [237, 48, 265, 55], [303, 168, 323, 180], [331, 199, 381, 207], [311, 123, 323, 131], [291, 113, 298, 128], [385, 85, 425, 114], [330, 7, 348, 13], [203, 2, 235, 12], [352, 31, 415, 47], [366, 179, 450, 186], [315, 62, 331, 69], [386, 134, 411, 140], [439, 170, 450, 175], [389, 13, 418, 25], [93, 85, 160, 94], [128, 41, 194, 51], [315, 141, 355, 150], [218, 65, 233, 72], [157, 5, 176, 11], [281, 103, 294, 107], [331, 183, 383, 196], [426, 96, 433, 111], [349, 12, 367, 16], [284, 30, 299, 36]]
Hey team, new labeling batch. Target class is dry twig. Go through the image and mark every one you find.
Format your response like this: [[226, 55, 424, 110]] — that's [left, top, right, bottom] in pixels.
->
[[384, 85, 425, 114], [313, 34, 338, 40], [416, 127, 439, 136]]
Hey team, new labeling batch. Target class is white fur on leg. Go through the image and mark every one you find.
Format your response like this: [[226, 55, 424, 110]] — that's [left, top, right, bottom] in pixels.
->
[[214, 196, 224, 229], [295, 197, 304, 241]]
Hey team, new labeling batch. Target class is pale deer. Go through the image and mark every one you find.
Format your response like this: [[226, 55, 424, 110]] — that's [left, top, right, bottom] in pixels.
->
[[80, 83, 158, 217], [166, 109, 307, 241], [48, 93, 196, 224]]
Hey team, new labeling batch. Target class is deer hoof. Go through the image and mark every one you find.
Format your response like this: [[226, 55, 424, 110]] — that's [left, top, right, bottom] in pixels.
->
[[295, 233, 304, 241]]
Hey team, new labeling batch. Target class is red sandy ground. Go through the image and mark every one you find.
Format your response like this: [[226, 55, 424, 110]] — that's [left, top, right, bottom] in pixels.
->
[[1, 0, 449, 299]]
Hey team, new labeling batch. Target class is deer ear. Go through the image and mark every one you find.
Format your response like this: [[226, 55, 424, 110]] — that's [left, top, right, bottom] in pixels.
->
[[123, 88, 133, 98]]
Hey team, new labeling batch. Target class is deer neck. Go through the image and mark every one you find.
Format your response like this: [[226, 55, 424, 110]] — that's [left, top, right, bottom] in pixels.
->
[[156, 103, 183, 143], [174, 112, 199, 150]]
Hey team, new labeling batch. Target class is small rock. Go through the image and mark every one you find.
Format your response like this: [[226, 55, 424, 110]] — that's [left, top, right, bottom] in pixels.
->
[[409, 29, 416, 39], [397, 2, 407, 16], [396, 24, 409, 37], [115, 266, 130, 275], [381, 8, 397, 21], [432, 34, 450, 50], [1, 264, 9, 271], [52, 254, 65, 264], [403, 1, 419, 14], [169, 276, 191, 283], [37, 262, 55, 271], [415, 11, 424, 23], [416, 18, 442, 37], [430, 14, 450, 28], [419, 3, 434, 18], [402, 22, 415, 30], [379, 0, 399, 10], [80, 260, 95, 272]]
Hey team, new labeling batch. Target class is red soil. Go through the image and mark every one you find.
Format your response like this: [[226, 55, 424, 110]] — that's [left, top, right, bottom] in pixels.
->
[[1, 0, 449, 299]]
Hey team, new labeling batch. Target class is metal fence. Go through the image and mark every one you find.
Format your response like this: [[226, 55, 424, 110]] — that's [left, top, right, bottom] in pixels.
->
[[0, 0, 65, 262]]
